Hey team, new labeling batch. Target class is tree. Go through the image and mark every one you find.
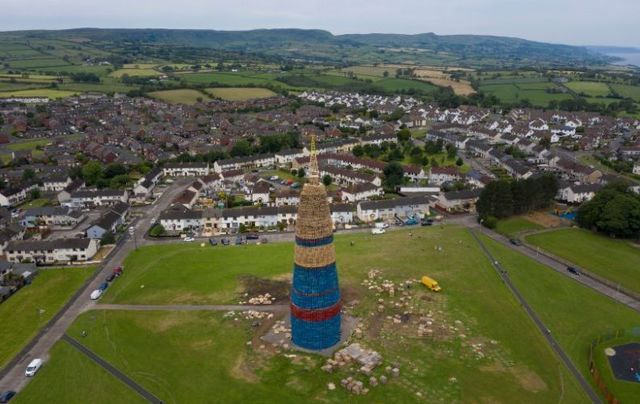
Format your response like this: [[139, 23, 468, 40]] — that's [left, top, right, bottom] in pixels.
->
[[81, 160, 103, 186], [230, 140, 253, 157], [577, 182, 640, 238], [446, 144, 458, 160], [322, 174, 332, 186], [22, 168, 37, 182], [383, 162, 404, 191], [352, 145, 364, 157], [104, 163, 126, 179], [30, 189, 41, 200], [456, 157, 464, 166], [397, 129, 411, 143], [149, 224, 165, 237], [101, 231, 116, 245], [297, 168, 306, 178]]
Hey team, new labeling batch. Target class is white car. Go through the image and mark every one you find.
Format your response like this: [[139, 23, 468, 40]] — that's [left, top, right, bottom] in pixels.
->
[[371, 228, 386, 235], [150, 217, 157, 225], [269, 175, 279, 181], [90, 289, 103, 300], [25, 358, 43, 377], [184, 237, 195, 242]]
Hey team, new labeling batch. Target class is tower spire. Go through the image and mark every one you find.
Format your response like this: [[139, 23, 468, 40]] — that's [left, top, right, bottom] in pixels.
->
[[309, 133, 319, 184]]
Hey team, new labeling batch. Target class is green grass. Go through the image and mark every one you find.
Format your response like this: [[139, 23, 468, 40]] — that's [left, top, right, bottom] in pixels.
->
[[0, 267, 93, 367], [480, 234, 640, 403], [109, 68, 160, 78], [565, 81, 612, 97], [610, 84, 640, 102], [17, 198, 50, 209], [13, 340, 146, 404], [178, 71, 279, 87], [205, 87, 277, 100], [148, 89, 211, 105], [8, 58, 70, 69], [0, 88, 76, 99], [84, 226, 589, 403], [495, 217, 543, 237], [479, 83, 573, 106], [6, 139, 51, 151], [526, 228, 640, 293]]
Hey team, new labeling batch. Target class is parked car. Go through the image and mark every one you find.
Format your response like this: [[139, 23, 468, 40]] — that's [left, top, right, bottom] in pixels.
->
[[246, 233, 259, 240], [150, 217, 157, 225], [567, 266, 580, 276], [235, 236, 245, 245], [221, 238, 231, 245], [184, 237, 195, 242], [421, 219, 433, 226], [269, 175, 279, 181], [209, 238, 218, 246], [98, 282, 108, 291], [261, 238, 269, 244], [113, 266, 123, 277], [0, 391, 15, 403], [509, 238, 522, 246], [371, 228, 386, 235], [25, 358, 42, 377], [90, 289, 103, 300], [106, 274, 115, 282]]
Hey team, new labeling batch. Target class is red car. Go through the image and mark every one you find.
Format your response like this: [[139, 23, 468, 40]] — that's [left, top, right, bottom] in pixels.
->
[[113, 266, 123, 277]]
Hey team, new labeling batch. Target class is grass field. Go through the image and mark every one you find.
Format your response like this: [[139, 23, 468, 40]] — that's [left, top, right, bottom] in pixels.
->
[[479, 83, 573, 106], [6, 139, 51, 151], [17, 198, 50, 209], [0, 267, 93, 368], [63, 226, 590, 403], [610, 83, 640, 101], [13, 340, 146, 404], [495, 217, 544, 237], [205, 87, 277, 101], [565, 81, 612, 97], [148, 89, 211, 105], [110, 68, 160, 78], [480, 235, 640, 403], [526, 228, 640, 293], [0, 88, 76, 99]]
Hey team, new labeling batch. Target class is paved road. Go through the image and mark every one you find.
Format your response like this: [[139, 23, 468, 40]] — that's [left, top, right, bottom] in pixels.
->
[[474, 224, 640, 313], [94, 304, 289, 312], [61, 334, 162, 404], [0, 177, 192, 393], [469, 229, 602, 404]]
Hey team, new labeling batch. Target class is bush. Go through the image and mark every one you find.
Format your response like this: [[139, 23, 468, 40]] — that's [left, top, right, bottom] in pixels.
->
[[481, 216, 498, 229], [101, 231, 116, 245], [149, 224, 165, 237]]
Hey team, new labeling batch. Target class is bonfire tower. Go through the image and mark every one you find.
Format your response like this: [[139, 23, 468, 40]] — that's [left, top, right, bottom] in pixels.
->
[[290, 135, 341, 350]]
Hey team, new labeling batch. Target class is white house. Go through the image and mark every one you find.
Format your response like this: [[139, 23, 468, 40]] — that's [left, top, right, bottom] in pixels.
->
[[340, 183, 383, 203], [64, 189, 128, 208], [5, 238, 99, 265], [162, 162, 210, 177], [356, 196, 431, 223]]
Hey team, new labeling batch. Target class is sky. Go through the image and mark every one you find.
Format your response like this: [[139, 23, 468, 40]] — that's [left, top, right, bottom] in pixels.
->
[[1, 0, 638, 47]]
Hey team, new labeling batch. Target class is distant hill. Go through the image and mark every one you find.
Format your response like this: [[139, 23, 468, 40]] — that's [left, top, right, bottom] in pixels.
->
[[0, 28, 614, 68]]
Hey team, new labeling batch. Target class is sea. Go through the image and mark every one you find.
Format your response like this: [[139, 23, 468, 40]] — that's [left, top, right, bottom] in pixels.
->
[[606, 52, 640, 67]]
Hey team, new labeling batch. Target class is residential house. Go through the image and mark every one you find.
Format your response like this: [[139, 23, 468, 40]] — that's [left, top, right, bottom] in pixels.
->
[[5, 238, 99, 265], [436, 189, 482, 213], [356, 196, 431, 223]]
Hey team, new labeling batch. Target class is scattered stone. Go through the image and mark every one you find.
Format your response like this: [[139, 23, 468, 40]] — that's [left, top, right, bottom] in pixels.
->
[[327, 382, 336, 391]]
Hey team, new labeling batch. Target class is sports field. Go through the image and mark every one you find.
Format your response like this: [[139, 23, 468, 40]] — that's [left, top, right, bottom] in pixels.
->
[[526, 228, 640, 294], [0, 267, 93, 367], [205, 87, 277, 101], [481, 235, 640, 403], [148, 89, 211, 105], [26, 226, 587, 403]]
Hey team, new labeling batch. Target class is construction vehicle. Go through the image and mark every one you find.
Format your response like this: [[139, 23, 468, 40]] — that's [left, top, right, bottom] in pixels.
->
[[421, 276, 442, 292]]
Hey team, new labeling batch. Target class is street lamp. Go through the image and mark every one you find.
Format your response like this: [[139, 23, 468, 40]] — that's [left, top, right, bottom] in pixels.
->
[[129, 225, 137, 250]]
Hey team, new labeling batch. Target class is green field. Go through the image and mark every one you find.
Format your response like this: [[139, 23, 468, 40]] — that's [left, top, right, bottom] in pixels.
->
[[178, 71, 281, 87], [8, 58, 70, 69], [526, 228, 640, 293], [13, 340, 146, 404], [110, 68, 161, 78], [0, 267, 93, 367], [565, 81, 612, 97], [611, 84, 640, 101], [495, 217, 543, 237], [44, 226, 589, 403], [481, 235, 640, 403], [148, 89, 211, 105], [479, 83, 573, 106], [206, 87, 277, 101], [0, 88, 76, 99], [6, 139, 51, 152]]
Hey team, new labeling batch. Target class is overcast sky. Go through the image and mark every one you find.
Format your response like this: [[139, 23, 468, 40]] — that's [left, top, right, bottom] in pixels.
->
[[1, 0, 638, 47]]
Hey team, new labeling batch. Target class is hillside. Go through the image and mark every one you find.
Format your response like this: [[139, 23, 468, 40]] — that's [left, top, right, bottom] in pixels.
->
[[0, 28, 613, 68]]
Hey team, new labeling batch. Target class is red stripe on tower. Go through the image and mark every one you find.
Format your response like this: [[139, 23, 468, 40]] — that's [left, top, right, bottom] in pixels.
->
[[290, 302, 341, 322]]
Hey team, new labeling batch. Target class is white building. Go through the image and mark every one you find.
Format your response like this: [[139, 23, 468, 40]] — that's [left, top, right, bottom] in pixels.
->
[[5, 238, 99, 265]]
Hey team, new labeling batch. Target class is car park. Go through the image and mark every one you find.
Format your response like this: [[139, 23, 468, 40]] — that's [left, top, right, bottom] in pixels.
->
[[0, 391, 15, 403], [25, 358, 42, 377]]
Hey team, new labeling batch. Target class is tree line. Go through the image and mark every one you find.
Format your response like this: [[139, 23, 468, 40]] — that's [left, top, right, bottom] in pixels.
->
[[477, 174, 558, 226], [577, 182, 640, 238]]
